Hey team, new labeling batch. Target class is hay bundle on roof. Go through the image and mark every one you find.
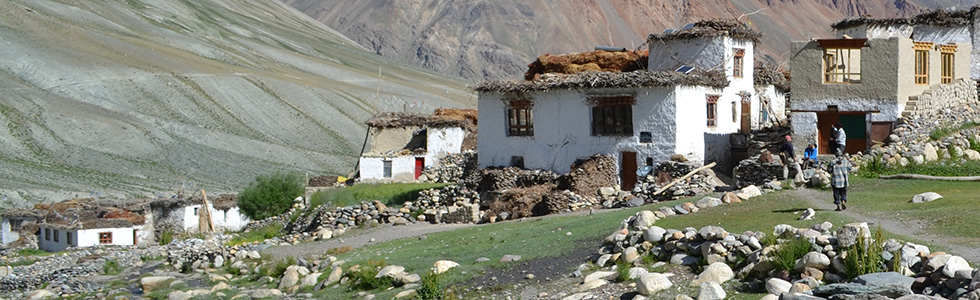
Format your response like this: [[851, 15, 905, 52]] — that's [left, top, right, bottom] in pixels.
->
[[474, 69, 729, 93], [525, 50, 649, 80], [649, 19, 762, 43], [365, 112, 472, 130]]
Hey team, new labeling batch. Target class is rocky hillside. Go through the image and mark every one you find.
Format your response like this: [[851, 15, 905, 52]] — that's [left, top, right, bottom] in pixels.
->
[[284, 0, 978, 80], [0, 0, 475, 206]]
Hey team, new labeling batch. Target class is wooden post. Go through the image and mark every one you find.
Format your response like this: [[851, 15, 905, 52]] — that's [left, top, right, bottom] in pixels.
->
[[651, 162, 717, 196], [199, 190, 215, 234]]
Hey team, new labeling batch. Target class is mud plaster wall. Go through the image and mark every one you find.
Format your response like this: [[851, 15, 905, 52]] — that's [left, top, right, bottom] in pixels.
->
[[1, 218, 20, 245], [425, 127, 465, 164], [366, 127, 420, 155], [838, 23, 978, 79], [791, 38, 902, 103]]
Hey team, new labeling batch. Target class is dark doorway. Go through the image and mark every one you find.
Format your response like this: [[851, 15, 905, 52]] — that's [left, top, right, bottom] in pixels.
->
[[620, 151, 637, 191]]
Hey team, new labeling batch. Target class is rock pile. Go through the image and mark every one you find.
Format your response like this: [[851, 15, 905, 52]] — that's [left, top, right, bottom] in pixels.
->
[[419, 151, 477, 184], [409, 185, 481, 224], [0, 245, 151, 295], [856, 102, 980, 168], [464, 167, 560, 194], [733, 154, 799, 188], [632, 160, 722, 201]]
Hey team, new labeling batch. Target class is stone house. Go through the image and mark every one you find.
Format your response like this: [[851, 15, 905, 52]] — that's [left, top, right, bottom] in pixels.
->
[[790, 12, 975, 154], [476, 20, 776, 190], [149, 194, 250, 235], [358, 109, 476, 182]]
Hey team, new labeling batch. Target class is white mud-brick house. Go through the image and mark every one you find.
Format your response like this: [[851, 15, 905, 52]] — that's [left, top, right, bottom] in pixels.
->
[[791, 14, 974, 154], [1, 209, 40, 247], [150, 194, 250, 235], [754, 67, 789, 128], [476, 19, 764, 190], [358, 109, 476, 182], [38, 217, 144, 252]]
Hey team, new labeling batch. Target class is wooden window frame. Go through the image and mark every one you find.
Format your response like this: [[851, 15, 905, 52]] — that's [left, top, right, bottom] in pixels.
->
[[99, 232, 112, 244], [506, 100, 533, 137], [823, 48, 862, 84], [941, 51, 954, 84], [732, 48, 745, 78], [706, 95, 719, 128], [53, 229, 59, 243], [590, 95, 635, 136], [382, 160, 392, 178], [914, 49, 929, 85]]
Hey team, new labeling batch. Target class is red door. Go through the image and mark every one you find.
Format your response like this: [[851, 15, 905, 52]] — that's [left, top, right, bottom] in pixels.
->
[[414, 157, 424, 179]]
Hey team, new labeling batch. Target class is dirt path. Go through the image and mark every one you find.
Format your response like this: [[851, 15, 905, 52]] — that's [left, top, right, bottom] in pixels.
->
[[790, 188, 980, 263]]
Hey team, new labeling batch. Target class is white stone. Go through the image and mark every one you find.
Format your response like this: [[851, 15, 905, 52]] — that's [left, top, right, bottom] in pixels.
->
[[580, 279, 608, 290], [622, 247, 640, 263], [278, 266, 300, 289], [251, 288, 282, 298], [924, 144, 938, 162], [394, 289, 417, 298], [736, 185, 763, 199], [965, 149, 980, 160], [697, 282, 726, 300], [911, 192, 943, 203], [632, 210, 657, 229], [376, 265, 406, 278], [636, 273, 673, 296], [836, 222, 871, 248], [26, 289, 57, 300], [692, 262, 734, 285], [210, 282, 231, 292], [942, 256, 972, 278], [644, 226, 667, 243], [796, 252, 831, 271], [301, 272, 321, 287], [584, 271, 616, 283], [141, 276, 175, 293], [432, 260, 460, 274], [766, 277, 792, 295]]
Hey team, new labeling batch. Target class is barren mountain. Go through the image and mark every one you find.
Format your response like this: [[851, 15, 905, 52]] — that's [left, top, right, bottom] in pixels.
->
[[284, 0, 978, 80], [0, 0, 474, 206]]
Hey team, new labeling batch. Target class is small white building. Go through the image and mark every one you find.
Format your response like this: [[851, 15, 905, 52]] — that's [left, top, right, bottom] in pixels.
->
[[38, 219, 143, 252], [150, 194, 251, 234], [475, 20, 767, 189], [358, 110, 475, 182]]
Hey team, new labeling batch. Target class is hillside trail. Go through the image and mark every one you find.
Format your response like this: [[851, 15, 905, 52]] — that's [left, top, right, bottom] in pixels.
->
[[789, 188, 980, 264]]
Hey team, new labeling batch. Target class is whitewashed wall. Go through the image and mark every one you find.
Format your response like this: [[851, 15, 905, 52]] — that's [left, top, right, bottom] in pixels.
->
[[180, 204, 250, 233], [39, 225, 139, 252], [755, 85, 788, 128], [478, 85, 727, 180], [1, 218, 19, 246], [837, 24, 914, 39], [359, 156, 418, 182], [424, 127, 464, 165], [649, 37, 727, 72]]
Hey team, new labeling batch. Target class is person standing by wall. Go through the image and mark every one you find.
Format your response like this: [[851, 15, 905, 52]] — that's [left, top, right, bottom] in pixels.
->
[[834, 122, 847, 155], [829, 149, 852, 211]]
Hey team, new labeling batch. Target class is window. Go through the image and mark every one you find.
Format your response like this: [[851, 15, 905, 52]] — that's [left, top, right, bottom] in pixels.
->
[[706, 95, 719, 127], [590, 95, 635, 136], [732, 48, 745, 78], [99, 232, 112, 244], [940, 45, 956, 84], [382, 160, 392, 178], [193, 207, 199, 216], [45, 228, 50, 241], [639, 132, 652, 143], [914, 46, 929, 85], [510, 156, 524, 168], [67, 232, 73, 246], [53, 229, 59, 243], [823, 48, 862, 83], [506, 100, 533, 136]]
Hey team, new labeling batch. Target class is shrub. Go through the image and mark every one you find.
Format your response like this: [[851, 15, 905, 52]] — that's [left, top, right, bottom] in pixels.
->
[[769, 237, 813, 274], [158, 230, 174, 245], [615, 260, 631, 282], [270, 257, 297, 278], [416, 271, 444, 300], [857, 154, 885, 178], [308, 190, 331, 210], [348, 259, 393, 291], [103, 259, 121, 275], [228, 224, 282, 246], [239, 173, 305, 220], [843, 226, 886, 280], [326, 245, 353, 255]]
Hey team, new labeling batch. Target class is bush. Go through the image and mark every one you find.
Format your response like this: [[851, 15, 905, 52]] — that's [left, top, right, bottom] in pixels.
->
[[416, 271, 444, 300], [843, 226, 886, 280], [770, 237, 813, 274], [228, 224, 282, 246], [857, 154, 885, 178], [239, 173, 305, 220], [348, 259, 393, 291], [158, 230, 174, 245], [104, 259, 121, 275]]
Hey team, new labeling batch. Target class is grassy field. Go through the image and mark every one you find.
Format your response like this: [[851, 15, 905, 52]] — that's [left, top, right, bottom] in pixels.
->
[[308, 183, 450, 208], [290, 177, 980, 299]]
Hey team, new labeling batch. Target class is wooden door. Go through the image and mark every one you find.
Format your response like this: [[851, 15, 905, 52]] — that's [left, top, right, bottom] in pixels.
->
[[741, 100, 751, 133], [620, 152, 637, 191], [816, 112, 839, 155], [414, 157, 424, 179]]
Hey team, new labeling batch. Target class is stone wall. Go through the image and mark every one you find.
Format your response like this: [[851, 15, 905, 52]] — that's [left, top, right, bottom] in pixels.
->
[[903, 78, 978, 117]]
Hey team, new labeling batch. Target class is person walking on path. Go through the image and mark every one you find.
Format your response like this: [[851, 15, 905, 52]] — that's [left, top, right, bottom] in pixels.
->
[[833, 122, 847, 155], [829, 149, 852, 211]]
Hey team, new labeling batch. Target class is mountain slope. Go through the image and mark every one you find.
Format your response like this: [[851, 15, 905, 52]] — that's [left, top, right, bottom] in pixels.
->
[[284, 0, 978, 80], [0, 0, 474, 205]]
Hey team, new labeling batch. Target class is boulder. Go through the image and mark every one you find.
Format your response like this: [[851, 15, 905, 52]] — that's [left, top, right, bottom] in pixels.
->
[[853, 272, 916, 289], [736, 185, 763, 200], [796, 252, 831, 271], [632, 210, 657, 229], [698, 226, 728, 241], [141, 276, 175, 294], [394, 289, 417, 298], [691, 262, 734, 285], [669, 253, 699, 266], [721, 192, 741, 203], [278, 266, 300, 289], [911, 192, 943, 203], [251, 289, 283, 298], [301, 272, 321, 287], [965, 149, 980, 160], [766, 278, 792, 295], [622, 247, 640, 264], [836, 222, 871, 248], [811, 283, 911, 298], [644, 226, 667, 243], [26, 290, 57, 300], [923, 144, 938, 162], [698, 282, 726, 300], [432, 260, 460, 274], [941, 255, 972, 278], [695, 197, 723, 208], [636, 273, 673, 296], [580, 279, 608, 291], [584, 271, 616, 283]]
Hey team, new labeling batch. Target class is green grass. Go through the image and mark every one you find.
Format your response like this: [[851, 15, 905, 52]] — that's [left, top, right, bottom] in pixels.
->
[[227, 224, 283, 246], [929, 121, 978, 140], [309, 183, 449, 208], [875, 160, 980, 177]]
